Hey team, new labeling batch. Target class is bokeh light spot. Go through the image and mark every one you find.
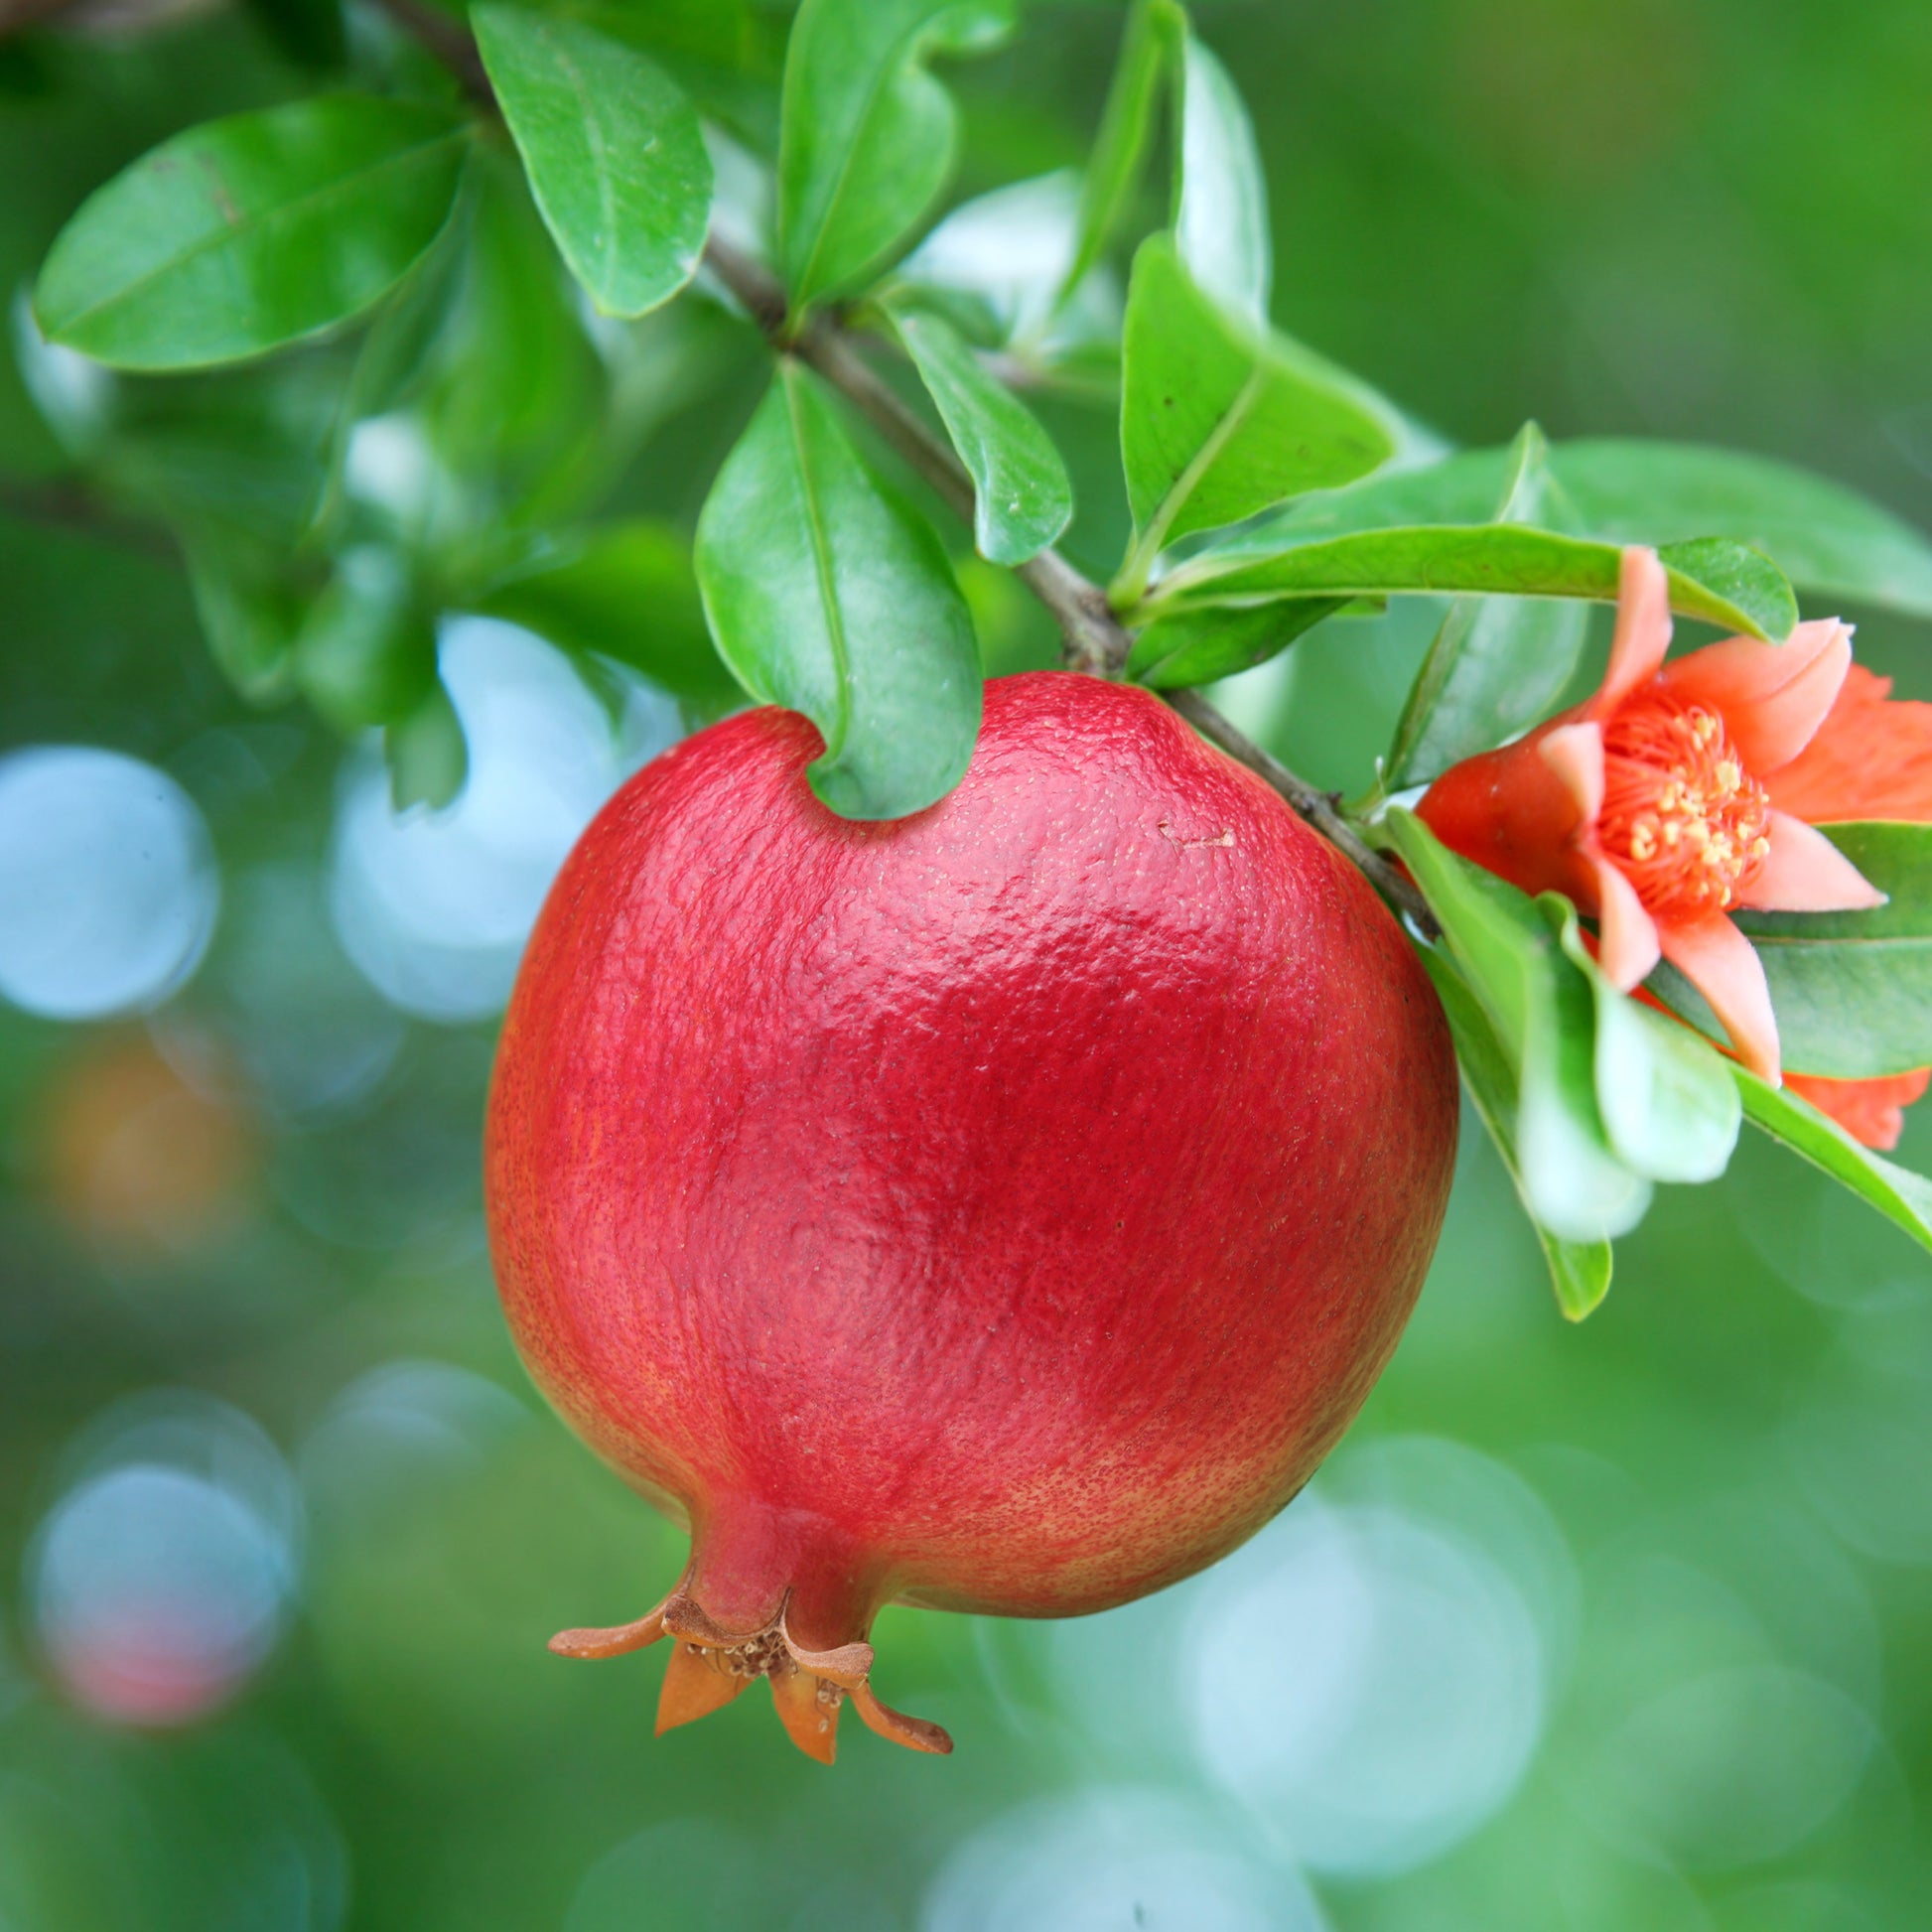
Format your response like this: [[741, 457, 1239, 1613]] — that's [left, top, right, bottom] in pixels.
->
[[28, 1393, 297, 1727], [921, 1788, 1323, 1932], [329, 620, 679, 1022], [1184, 1496, 1545, 1877], [0, 747, 217, 1021]]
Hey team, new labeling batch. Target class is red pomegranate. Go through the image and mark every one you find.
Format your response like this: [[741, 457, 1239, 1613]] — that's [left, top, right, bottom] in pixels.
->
[[484, 672, 1457, 1762]]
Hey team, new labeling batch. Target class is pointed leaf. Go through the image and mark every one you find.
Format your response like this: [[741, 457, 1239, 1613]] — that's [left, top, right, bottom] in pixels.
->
[[1056, 0, 1180, 309], [884, 297, 1072, 565], [35, 98, 473, 369], [1241, 438, 1932, 621], [384, 678, 468, 812], [1419, 945, 1615, 1318], [1119, 235, 1393, 580], [1546, 897, 1740, 1183], [1385, 808, 1652, 1244], [294, 548, 437, 732], [1732, 821, 1932, 1077], [1173, 33, 1270, 324], [1554, 441, 1932, 620], [1127, 597, 1348, 689], [474, 6, 712, 319], [1157, 521, 1797, 642], [778, 0, 1014, 312], [1387, 424, 1589, 785], [1734, 1066, 1932, 1255], [695, 362, 981, 819]]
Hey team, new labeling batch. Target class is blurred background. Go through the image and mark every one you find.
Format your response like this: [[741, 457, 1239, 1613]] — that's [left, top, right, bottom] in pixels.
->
[[3, 1, 1931, 1927]]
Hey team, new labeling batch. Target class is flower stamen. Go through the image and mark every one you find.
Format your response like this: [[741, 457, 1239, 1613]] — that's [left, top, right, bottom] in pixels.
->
[[1599, 692, 1770, 915]]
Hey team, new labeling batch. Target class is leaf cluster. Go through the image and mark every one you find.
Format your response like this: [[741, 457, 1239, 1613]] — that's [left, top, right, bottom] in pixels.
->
[[18, 0, 1932, 1312]]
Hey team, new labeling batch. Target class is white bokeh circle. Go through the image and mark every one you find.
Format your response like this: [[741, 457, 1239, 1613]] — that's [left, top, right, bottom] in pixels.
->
[[0, 746, 217, 1020]]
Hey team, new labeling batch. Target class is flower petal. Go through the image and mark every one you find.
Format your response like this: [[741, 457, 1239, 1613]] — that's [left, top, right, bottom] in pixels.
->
[[1539, 720, 1604, 820], [1589, 546, 1673, 719], [1660, 619, 1852, 774], [1768, 663, 1932, 823], [1416, 726, 1593, 901], [1656, 910, 1780, 1082], [1734, 810, 1886, 913], [1786, 1067, 1931, 1152], [1588, 853, 1662, 988]]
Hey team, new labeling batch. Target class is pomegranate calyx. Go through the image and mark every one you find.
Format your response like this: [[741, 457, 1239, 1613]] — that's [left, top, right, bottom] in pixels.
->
[[546, 1585, 952, 1765]]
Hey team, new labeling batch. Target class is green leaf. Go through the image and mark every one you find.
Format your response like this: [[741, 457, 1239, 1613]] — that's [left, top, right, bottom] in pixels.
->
[[1546, 898, 1740, 1183], [1554, 441, 1932, 621], [1386, 424, 1589, 785], [1385, 808, 1653, 1244], [1116, 235, 1394, 595], [1173, 32, 1270, 325], [694, 361, 982, 819], [1733, 822, 1932, 1078], [1734, 1066, 1932, 1255], [1056, 0, 1180, 310], [883, 297, 1073, 565], [35, 98, 473, 370], [1418, 945, 1615, 1318], [479, 519, 742, 708], [474, 6, 712, 320], [1156, 521, 1798, 642], [1127, 597, 1348, 688], [1240, 438, 1932, 621], [294, 548, 437, 732], [181, 528, 307, 704], [384, 678, 468, 812], [778, 0, 1014, 313]]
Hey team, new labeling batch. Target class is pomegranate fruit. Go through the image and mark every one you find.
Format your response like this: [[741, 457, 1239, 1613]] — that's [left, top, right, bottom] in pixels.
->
[[485, 672, 1457, 1762]]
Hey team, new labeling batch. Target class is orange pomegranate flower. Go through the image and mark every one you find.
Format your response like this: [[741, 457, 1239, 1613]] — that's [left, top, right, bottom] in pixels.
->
[[1417, 545, 1890, 1087]]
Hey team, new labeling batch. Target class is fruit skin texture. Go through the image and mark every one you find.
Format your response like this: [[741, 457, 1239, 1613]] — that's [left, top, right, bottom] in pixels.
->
[[485, 671, 1458, 1758]]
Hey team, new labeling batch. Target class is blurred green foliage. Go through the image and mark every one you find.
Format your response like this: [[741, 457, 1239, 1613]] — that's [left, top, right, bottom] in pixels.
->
[[3, 3, 1931, 1929]]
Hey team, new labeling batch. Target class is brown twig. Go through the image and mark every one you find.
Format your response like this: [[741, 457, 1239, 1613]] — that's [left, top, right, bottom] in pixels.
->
[[365, 0, 1433, 927], [363, 0, 494, 105], [0, 475, 174, 561]]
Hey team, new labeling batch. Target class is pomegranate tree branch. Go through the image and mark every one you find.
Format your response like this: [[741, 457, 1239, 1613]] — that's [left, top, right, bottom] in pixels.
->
[[354, 0, 1432, 926], [362, 0, 495, 104], [701, 235, 1433, 929], [0, 475, 174, 561], [699, 235, 1126, 681]]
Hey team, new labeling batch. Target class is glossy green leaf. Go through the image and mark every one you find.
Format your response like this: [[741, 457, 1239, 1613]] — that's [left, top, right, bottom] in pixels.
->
[[1546, 898, 1740, 1183], [384, 678, 468, 812], [182, 529, 307, 704], [1387, 424, 1589, 785], [294, 548, 437, 732], [778, 0, 1014, 313], [35, 98, 473, 370], [417, 156, 609, 530], [1556, 441, 1932, 620], [1056, 0, 1180, 309], [1127, 597, 1348, 688], [1116, 235, 1394, 594], [480, 519, 742, 707], [474, 6, 712, 319], [1173, 32, 1270, 324], [1419, 945, 1615, 1318], [1734, 822, 1932, 1077], [884, 298, 1073, 565], [1237, 437, 1932, 621], [1155, 521, 1798, 642], [1385, 808, 1653, 1244], [1734, 1066, 1932, 1255], [694, 362, 982, 819]]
